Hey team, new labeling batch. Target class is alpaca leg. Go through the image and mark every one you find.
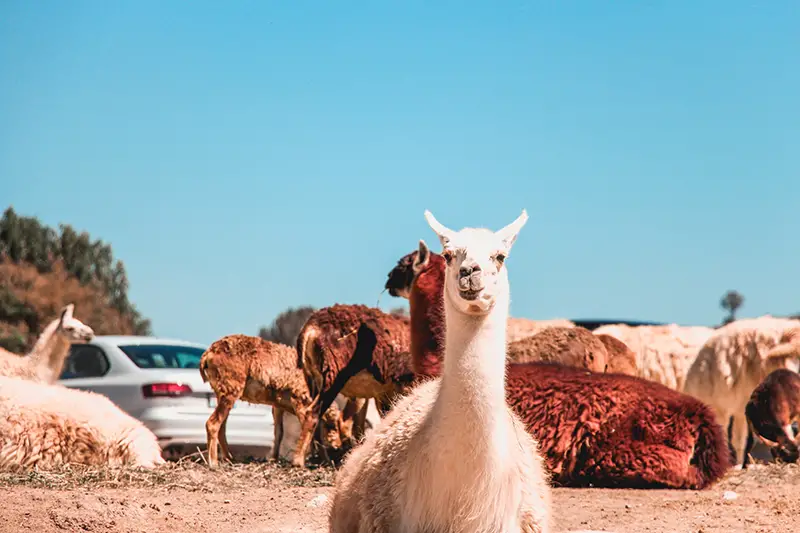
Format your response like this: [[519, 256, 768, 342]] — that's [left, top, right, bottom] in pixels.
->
[[730, 413, 749, 466], [205, 395, 235, 468], [742, 426, 756, 469], [353, 398, 369, 441], [219, 417, 233, 462], [271, 406, 284, 461], [293, 407, 318, 468]]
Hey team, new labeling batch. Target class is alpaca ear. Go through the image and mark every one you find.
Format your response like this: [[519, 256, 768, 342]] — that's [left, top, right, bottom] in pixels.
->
[[496, 209, 529, 250], [424, 210, 454, 248], [60, 304, 75, 324], [413, 240, 430, 275]]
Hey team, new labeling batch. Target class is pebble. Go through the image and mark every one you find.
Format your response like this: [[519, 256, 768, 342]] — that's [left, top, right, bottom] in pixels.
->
[[722, 491, 738, 501], [306, 494, 329, 508]]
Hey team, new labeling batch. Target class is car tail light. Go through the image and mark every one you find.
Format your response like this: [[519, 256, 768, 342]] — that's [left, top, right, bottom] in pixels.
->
[[142, 382, 193, 398]]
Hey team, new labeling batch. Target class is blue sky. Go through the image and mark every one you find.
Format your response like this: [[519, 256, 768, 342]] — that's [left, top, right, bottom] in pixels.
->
[[2, 1, 798, 345]]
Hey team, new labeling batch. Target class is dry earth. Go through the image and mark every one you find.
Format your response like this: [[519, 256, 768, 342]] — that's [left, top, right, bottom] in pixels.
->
[[0, 457, 798, 533]]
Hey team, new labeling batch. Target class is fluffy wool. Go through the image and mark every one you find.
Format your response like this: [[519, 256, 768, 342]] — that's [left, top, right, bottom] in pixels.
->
[[0, 375, 164, 471], [683, 315, 800, 464], [593, 323, 714, 390]]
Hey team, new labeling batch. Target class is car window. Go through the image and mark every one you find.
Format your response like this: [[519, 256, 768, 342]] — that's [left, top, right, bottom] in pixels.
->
[[117, 344, 206, 369], [60, 345, 111, 379]]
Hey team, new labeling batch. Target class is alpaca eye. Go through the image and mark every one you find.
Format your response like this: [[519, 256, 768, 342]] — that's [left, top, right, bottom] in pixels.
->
[[442, 250, 454, 264], [495, 253, 506, 265]]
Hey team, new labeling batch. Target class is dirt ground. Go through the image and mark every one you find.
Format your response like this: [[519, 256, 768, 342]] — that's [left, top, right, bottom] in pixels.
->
[[0, 458, 797, 533]]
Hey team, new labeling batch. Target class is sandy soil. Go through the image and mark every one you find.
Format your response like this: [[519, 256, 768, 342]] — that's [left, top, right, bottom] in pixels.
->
[[0, 459, 797, 533]]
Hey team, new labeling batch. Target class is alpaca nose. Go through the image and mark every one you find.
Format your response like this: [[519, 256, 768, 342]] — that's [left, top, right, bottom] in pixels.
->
[[459, 264, 480, 278]]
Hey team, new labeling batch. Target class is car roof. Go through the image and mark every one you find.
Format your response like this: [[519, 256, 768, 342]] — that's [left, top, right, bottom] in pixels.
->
[[89, 335, 207, 350], [570, 318, 669, 331]]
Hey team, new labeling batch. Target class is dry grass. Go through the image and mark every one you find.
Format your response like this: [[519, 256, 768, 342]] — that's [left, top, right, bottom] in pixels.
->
[[2, 450, 797, 494], [0, 453, 337, 492], [716, 461, 800, 491]]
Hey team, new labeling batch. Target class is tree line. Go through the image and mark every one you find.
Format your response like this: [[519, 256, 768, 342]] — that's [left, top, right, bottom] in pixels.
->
[[0, 206, 151, 352]]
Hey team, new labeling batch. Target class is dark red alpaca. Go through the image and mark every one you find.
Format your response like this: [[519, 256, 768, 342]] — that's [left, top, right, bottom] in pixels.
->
[[385, 242, 445, 378], [385, 241, 731, 489]]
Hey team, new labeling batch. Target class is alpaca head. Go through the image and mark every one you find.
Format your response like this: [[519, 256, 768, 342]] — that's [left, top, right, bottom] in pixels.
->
[[385, 250, 418, 299], [423, 209, 528, 316], [385, 241, 445, 301], [57, 304, 95, 343], [763, 340, 800, 375]]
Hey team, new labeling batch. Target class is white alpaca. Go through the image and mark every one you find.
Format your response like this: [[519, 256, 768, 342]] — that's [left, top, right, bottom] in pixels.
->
[[682, 315, 800, 465], [328, 210, 551, 533], [0, 303, 94, 384], [0, 375, 165, 471]]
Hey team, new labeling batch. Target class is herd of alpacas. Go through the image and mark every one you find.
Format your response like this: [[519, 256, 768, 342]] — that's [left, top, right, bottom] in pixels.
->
[[1, 210, 799, 532]]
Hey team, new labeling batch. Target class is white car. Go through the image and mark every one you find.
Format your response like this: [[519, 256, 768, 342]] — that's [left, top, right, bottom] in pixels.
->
[[58, 335, 274, 457]]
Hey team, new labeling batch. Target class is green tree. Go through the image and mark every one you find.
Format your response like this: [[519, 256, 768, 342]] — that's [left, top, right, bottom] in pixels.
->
[[720, 290, 744, 325], [259, 306, 317, 347], [0, 205, 153, 345]]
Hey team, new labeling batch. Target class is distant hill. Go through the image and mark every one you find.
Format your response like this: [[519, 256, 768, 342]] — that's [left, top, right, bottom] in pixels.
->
[[0, 206, 151, 353]]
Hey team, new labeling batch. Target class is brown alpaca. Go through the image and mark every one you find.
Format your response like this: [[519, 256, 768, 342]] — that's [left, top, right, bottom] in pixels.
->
[[506, 362, 730, 488], [387, 242, 731, 489], [199, 334, 350, 468], [295, 304, 414, 465], [507, 326, 608, 372], [0, 304, 94, 384], [595, 333, 638, 376], [742, 367, 800, 468]]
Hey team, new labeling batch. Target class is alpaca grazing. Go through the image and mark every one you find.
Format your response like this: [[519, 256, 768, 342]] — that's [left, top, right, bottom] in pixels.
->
[[507, 326, 608, 372], [329, 210, 551, 533], [295, 303, 414, 464], [199, 334, 351, 468], [0, 375, 164, 471], [593, 322, 714, 390], [742, 367, 800, 468], [0, 303, 94, 384], [683, 315, 800, 465], [388, 241, 731, 490]]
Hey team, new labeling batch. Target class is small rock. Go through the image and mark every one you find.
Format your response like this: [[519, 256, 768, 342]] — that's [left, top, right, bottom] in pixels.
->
[[723, 491, 738, 501], [307, 494, 329, 508], [224, 499, 231, 504]]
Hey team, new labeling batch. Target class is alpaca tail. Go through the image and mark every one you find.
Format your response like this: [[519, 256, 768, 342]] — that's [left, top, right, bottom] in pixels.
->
[[198, 352, 210, 383], [296, 324, 323, 401], [690, 404, 732, 489]]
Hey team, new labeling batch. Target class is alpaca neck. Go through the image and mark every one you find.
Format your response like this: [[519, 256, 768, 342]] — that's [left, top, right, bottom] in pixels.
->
[[435, 290, 510, 430], [27, 319, 69, 381], [409, 267, 445, 378]]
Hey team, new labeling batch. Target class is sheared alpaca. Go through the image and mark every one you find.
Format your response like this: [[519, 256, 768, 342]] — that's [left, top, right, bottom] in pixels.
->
[[199, 334, 350, 468], [0, 375, 164, 471], [388, 241, 731, 490], [742, 367, 800, 468], [0, 304, 94, 384], [329, 210, 551, 533]]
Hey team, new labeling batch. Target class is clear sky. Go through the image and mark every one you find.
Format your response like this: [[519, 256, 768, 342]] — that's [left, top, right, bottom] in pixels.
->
[[2, 1, 798, 346]]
